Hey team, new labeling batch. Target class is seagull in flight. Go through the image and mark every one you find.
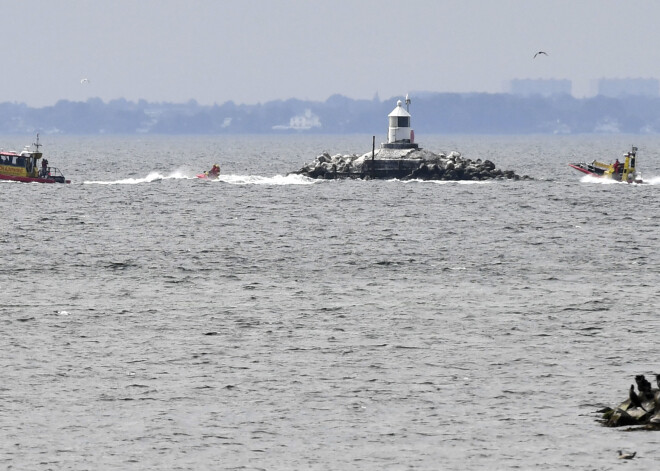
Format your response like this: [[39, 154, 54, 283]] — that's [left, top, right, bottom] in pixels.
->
[[533, 51, 549, 59], [80, 78, 90, 84]]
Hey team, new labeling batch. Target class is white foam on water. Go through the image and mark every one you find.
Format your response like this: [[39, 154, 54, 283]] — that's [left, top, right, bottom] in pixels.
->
[[580, 174, 659, 185], [84, 170, 193, 185], [400, 178, 491, 185], [216, 174, 317, 185], [641, 175, 660, 185], [85, 171, 316, 186], [580, 174, 620, 185]]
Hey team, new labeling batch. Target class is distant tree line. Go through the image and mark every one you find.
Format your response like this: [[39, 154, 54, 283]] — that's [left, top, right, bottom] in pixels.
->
[[1, 93, 659, 135]]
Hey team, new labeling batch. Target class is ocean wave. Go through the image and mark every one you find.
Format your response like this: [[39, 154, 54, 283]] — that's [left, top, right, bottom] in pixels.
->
[[217, 174, 316, 185], [580, 174, 659, 185], [400, 178, 491, 185], [84, 170, 191, 185], [642, 175, 660, 185], [84, 171, 316, 186], [580, 175, 625, 185]]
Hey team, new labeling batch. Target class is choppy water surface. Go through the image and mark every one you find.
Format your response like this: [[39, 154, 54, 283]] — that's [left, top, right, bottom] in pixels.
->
[[2, 134, 660, 470]]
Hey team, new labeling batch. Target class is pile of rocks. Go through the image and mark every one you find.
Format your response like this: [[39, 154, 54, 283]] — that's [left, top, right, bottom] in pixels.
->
[[292, 152, 362, 179], [291, 148, 530, 181], [600, 374, 660, 429]]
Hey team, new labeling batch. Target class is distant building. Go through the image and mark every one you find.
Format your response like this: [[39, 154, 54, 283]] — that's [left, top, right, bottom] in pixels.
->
[[597, 78, 659, 98], [272, 109, 321, 131], [509, 79, 572, 97]]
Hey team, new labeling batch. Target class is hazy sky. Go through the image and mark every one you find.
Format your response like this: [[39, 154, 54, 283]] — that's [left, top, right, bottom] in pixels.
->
[[4, 0, 660, 106]]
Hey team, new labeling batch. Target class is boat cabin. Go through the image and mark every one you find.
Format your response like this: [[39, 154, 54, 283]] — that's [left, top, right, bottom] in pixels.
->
[[603, 146, 638, 182], [0, 147, 42, 178]]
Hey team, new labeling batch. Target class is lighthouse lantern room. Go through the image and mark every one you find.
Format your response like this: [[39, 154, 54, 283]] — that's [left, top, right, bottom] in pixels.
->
[[383, 94, 418, 149]]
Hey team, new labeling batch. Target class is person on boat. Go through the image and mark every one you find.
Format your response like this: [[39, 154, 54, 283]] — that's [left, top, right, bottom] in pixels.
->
[[41, 158, 48, 177], [613, 158, 620, 174], [208, 164, 220, 177]]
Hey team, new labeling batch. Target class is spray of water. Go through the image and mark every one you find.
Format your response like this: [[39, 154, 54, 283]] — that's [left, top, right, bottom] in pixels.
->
[[84, 170, 317, 185], [580, 174, 658, 185]]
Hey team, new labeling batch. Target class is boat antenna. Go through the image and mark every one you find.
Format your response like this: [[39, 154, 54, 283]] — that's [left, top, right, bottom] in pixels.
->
[[33, 133, 41, 152]]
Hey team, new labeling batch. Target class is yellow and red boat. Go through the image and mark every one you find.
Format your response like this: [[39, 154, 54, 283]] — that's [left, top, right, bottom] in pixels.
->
[[0, 134, 69, 184], [569, 146, 643, 184]]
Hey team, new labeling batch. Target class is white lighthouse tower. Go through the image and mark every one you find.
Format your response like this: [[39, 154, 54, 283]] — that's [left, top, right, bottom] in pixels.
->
[[383, 94, 418, 149]]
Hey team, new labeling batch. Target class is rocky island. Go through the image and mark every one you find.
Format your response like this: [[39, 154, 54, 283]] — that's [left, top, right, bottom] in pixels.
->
[[292, 96, 530, 181], [600, 374, 660, 430]]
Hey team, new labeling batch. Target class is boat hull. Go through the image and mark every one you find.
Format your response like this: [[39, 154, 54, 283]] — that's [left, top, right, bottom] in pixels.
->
[[0, 173, 70, 184], [568, 163, 605, 177], [196, 173, 219, 180]]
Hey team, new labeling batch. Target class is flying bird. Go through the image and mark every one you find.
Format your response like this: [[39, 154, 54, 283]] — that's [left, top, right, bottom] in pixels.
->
[[80, 78, 90, 84], [533, 51, 549, 59]]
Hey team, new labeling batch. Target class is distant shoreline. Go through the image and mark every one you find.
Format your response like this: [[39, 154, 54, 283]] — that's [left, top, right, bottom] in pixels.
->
[[1, 93, 659, 135]]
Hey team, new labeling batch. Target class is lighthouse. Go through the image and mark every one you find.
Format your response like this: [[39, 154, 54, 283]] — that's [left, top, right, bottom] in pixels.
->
[[382, 94, 418, 149]]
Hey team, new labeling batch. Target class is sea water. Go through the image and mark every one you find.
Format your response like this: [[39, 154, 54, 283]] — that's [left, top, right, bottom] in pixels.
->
[[2, 134, 660, 470]]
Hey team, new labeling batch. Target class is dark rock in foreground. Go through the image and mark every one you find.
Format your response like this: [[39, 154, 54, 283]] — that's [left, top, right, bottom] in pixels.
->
[[292, 147, 531, 181], [599, 374, 660, 430]]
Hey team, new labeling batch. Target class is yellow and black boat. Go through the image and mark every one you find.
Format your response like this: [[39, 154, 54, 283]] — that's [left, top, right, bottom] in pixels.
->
[[0, 134, 69, 184], [569, 146, 643, 184]]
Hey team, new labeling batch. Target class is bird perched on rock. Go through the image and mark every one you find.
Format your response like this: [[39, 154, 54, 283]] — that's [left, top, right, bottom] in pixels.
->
[[629, 384, 647, 411], [635, 374, 653, 399], [618, 450, 636, 460]]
